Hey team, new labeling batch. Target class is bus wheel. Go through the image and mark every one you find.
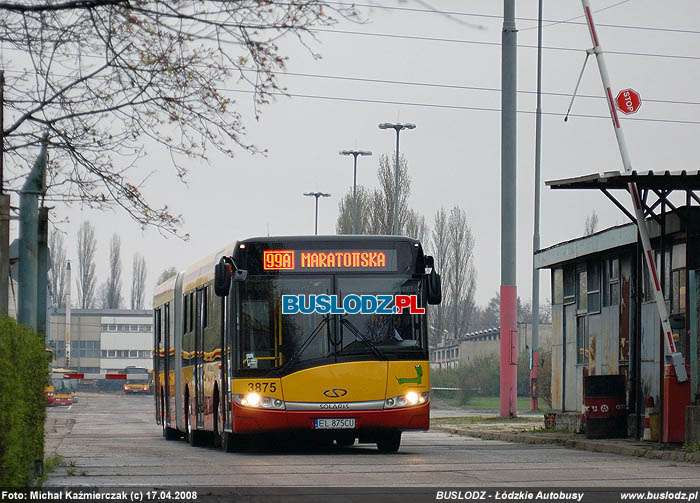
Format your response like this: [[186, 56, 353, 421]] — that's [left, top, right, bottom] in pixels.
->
[[212, 396, 222, 449], [221, 432, 236, 453], [161, 394, 178, 440], [376, 431, 401, 453], [186, 399, 202, 447]]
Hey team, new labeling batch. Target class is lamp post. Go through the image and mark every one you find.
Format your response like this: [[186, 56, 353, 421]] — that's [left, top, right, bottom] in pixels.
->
[[339, 149, 372, 234], [378, 122, 415, 235], [303, 192, 331, 235]]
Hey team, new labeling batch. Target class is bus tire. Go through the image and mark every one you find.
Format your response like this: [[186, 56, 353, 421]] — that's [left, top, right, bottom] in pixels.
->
[[221, 432, 236, 453], [212, 394, 222, 449], [164, 426, 179, 440], [185, 396, 203, 447], [376, 430, 401, 453]]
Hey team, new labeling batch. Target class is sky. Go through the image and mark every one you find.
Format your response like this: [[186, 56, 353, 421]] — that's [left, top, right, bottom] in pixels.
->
[[8, 0, 700, 311]]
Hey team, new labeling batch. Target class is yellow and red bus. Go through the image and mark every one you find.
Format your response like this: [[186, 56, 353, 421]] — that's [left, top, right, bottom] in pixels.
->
[[153, 236, 441, 452], [46, 368, 79, 406], [123, 366, 152, 394]]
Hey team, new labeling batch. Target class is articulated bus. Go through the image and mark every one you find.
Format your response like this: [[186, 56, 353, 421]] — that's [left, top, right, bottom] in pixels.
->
[[153, 235, 441, 452], [123, 366, 152, 394]]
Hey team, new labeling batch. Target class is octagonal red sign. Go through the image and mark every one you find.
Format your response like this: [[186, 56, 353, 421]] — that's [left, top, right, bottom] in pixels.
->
[[616, 88, 641, 115]]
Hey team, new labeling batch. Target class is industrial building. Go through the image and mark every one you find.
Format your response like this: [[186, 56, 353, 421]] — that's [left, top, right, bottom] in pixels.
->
[[430, 322, 552, 370], [47, 308, 152, 379]]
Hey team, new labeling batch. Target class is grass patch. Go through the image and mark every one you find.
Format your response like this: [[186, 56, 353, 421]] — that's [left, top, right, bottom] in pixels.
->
[[36, 455, 65, 486], [432, 415, 541, 426], [464, 396, 548, 412], [43, 455, 64, 472], [434, 395, 550, 413], [682, 442, 700, 453]]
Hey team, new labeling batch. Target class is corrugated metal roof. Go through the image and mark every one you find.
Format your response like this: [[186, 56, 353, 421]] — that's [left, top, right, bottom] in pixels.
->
[[534, 223, 638, 269], [546, 170, 700, 190]]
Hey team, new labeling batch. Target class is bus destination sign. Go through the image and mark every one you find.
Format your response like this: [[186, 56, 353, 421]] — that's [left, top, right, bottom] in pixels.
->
[[263, 249, 397, 272]]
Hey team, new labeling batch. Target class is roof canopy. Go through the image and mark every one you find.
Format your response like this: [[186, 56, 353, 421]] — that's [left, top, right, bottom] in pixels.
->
[[546, 170, 700, 225], [546, 170, 700, 191]]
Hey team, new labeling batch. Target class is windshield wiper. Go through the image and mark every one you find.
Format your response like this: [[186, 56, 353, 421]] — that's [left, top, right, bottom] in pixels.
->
[[340, 318, 387, 361], [277, 316, 329, 371]]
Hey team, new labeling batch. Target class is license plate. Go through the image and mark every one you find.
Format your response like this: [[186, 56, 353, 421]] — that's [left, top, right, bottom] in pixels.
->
[[314, 418, 356, 430]]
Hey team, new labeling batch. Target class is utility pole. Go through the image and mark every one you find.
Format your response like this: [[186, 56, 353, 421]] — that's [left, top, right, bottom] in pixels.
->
[[0, 70, 8, 317], [339, 150, 372, 234], [530, 0, 543, 412], [500, 0, 518, 418], [65, 261, 71, 367]]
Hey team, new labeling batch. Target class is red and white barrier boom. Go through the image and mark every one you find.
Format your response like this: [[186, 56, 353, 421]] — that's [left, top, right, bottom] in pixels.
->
[[581, 0, 687, 382]]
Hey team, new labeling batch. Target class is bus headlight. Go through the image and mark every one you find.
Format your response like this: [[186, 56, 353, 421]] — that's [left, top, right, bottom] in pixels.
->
[[384, 391, 429, 409], [233, 393, 285, 410]]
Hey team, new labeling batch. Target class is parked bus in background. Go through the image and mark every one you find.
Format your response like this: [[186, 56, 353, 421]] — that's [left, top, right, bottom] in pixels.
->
[[48, 368, 80, 406], [154, 235, 441, 453], [45, 349, 55, 405], [123, 366, 151, 394]]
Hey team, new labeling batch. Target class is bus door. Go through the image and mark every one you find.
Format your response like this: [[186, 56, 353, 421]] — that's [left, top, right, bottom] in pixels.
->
[[163, 303, 171, 425], [220, 295, 231, 430], [153, 309, 161, 422], [194, 288, 205, 429]]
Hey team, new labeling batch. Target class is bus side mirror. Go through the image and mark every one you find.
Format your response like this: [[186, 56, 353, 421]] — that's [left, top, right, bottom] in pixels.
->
[[214, 258, 232, 297], [424, 255, 441, 305]]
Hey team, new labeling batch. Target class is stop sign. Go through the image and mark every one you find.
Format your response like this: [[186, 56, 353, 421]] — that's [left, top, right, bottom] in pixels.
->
[[616, 89, 641, 115]]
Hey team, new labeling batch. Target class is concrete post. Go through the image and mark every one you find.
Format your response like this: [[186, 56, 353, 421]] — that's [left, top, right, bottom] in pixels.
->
[[18, 139, 47, 330], [65, 261, 71, 367], [500, 0, 518, 418], [530, 0, 543, 412], [0, 193, 9, 317], [37, 207, 49, 338]]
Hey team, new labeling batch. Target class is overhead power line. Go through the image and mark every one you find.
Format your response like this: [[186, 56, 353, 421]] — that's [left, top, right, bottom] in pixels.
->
[[222, 88, 700, 126], [309, 27, 700, 62], [4, 65, 700, 107], [236, 69, 700, 108], [2, 27, 700, 62], [328, 1, 700, 36]]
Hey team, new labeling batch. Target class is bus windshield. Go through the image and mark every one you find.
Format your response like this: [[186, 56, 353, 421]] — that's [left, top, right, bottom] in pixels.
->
[[51, 377, 77, 393], [336, 276, 424, 353], [236, 274, 425, 373]]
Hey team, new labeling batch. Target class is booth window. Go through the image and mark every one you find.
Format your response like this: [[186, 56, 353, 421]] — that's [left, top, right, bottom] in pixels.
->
[[587, 261, 601, 314]]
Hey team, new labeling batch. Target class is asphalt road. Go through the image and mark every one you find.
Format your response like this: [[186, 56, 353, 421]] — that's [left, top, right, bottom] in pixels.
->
[[44, 393, 700, 489]]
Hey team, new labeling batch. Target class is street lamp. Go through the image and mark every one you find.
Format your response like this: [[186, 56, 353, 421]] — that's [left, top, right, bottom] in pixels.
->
[[339, 149, 372, 234], [303, 192, 331, 235], [378, 122, 415, 235]]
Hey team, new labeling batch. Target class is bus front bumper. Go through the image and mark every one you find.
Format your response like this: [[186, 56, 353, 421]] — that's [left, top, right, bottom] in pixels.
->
[[232, 401, 429, 434]]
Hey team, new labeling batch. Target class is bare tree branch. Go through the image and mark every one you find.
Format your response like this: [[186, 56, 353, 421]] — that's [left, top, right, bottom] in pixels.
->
[[1, 1, 358, 236], [0, 1, 129, 13]]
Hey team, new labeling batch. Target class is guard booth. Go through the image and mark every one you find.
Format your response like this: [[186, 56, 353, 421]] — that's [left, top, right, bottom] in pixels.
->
[[535, 170, 700, 443]]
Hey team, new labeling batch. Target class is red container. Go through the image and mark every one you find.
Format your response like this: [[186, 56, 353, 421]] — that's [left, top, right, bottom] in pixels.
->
[[662, 364, 691, 443]]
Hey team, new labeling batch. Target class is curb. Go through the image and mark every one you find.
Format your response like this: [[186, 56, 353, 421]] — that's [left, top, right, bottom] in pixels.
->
[[432, 425, 700, 464]]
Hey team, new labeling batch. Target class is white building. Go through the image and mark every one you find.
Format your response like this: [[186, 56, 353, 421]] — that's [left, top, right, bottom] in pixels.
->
[[48, 308, 152, 379]]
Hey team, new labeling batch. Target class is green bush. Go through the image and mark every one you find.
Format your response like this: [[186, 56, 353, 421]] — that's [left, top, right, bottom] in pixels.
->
[[0, 316, 48, 486], [433, 350, 554, 405], [432, 353, 502, 405]]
